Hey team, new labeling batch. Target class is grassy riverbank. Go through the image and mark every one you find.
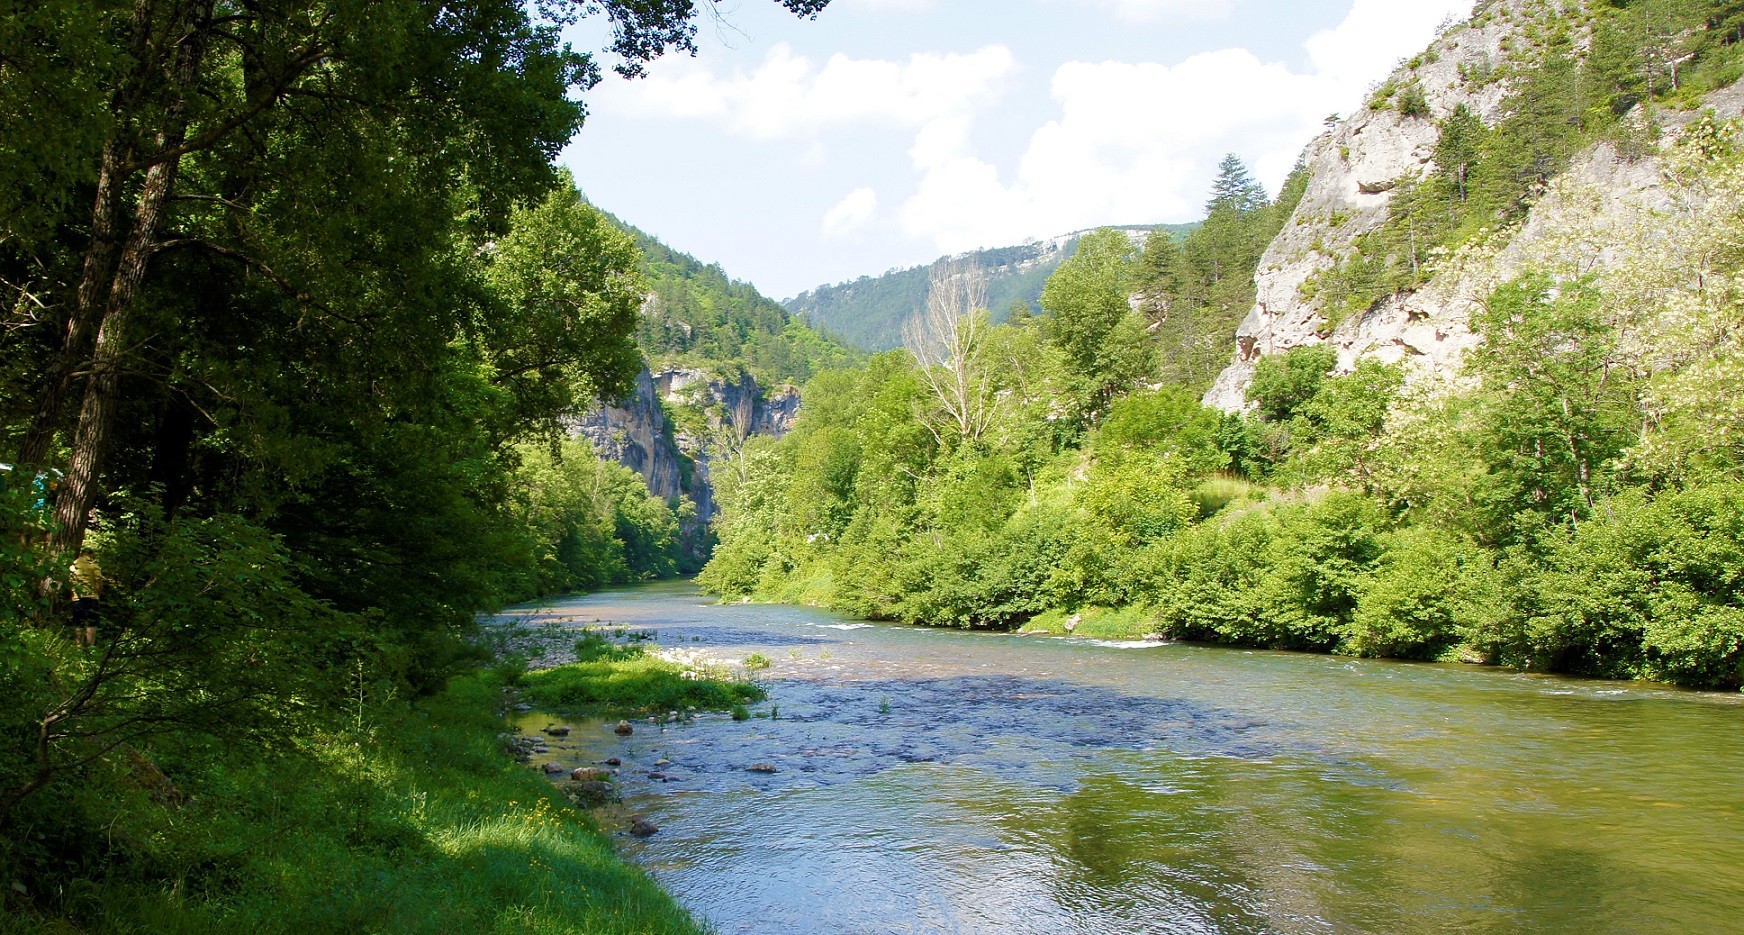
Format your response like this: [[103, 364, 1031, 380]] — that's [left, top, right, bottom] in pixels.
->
[[1, 668, 707, 935], [517, 631, 765, 714]]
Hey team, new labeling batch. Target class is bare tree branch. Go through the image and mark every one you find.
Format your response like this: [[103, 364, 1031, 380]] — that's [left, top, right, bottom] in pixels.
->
[[904, 260, 994, 443]]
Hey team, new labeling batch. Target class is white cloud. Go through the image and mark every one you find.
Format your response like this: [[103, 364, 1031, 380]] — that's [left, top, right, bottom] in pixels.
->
[[1067, 0, 1234, 23], [822, 187, 879, 237], [897, 0, 1471, 251], [584, 0, 1471, 258], [593, 43, 1016, 140]]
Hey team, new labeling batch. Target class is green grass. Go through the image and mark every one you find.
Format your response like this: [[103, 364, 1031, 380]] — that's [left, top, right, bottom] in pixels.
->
[[0, 670, 706, 935], [520, 639, 763, 715], [1019, 606, 1163, 640], [1191, 475, 1262, 518]]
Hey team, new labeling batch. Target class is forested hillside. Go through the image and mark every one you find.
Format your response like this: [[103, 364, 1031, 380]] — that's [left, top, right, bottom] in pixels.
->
[[607, 212, 858, 386], [702, 0, 1744, 692], [785, 225, 1195, 351]]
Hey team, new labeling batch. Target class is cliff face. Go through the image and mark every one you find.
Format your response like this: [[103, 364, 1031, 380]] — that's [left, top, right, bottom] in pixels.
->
[[571, 366, 798, 556], [1203, 1, 1744, 411]]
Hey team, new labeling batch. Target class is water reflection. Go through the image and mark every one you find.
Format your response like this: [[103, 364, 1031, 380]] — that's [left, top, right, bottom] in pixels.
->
[[507, 581, 1744, 935]]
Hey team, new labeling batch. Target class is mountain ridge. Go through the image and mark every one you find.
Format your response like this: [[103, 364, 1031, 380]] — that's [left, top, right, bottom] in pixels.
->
[[786, 224, 1197, 352]]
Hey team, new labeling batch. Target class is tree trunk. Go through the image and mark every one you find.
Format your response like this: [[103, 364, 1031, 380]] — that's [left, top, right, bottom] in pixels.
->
[[50, 2, 213, 554], [15, 0, 162, 469], [16, 143, 131, 470]]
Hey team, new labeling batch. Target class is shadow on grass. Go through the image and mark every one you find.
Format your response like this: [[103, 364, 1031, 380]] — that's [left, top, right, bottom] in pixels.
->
[[0, 672, 706, 935]]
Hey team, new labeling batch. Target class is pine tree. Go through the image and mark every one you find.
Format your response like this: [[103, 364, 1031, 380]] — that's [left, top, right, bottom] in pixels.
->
[[1206, 154, 1268, 214]]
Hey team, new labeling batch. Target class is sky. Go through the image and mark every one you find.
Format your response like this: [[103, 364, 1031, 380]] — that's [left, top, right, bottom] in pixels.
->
[[559, 0, 1474, 301]]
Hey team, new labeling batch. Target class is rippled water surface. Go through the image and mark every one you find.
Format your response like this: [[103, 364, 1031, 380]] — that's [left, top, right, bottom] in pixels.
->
[[506, 581, 1744, 935]]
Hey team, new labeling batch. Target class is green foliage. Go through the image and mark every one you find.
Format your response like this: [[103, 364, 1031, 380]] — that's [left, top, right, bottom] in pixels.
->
[[520, 644, 764, 714], [1463, 275, 1638, 539], [484, 183, 647, 425], [509, 438, 685, 597], [1247, 345, 1337, 422], [616, 213, 857, 385], [1395, 82, 1431, 119], [1141, 160, 1308, 390], [0, 670, 706, 934], [1512, 482, 1744, 687], [1207, 153, 1269, 214], [1347, 526, 1506, 660], [1041, 229, 1141, 377]]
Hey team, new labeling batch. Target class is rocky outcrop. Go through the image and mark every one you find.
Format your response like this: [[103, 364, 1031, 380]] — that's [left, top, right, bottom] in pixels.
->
[[571, 366, 798, 555], [570, 368, 687, 500], [1202, 1, 1744, 412], [1203, 4, 1521, 411]]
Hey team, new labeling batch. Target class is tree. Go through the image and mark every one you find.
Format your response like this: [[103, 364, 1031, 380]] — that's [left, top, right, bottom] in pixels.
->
[[483, 182, 647, 432], [1466, 275, 1639, 538], [5, 0, 834, 556], [1247, 344, 1337, 423], [1040, 228, 1145, 410], [1436, 104, 1486, 201], [1206, 153, 1268, 215], [904, 261, 994, 444]]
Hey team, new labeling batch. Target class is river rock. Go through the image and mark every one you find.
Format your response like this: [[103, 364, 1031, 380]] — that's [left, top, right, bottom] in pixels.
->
[[543, 725, 571, 737], [605, 757, 621, 766], [571, 767, 611, 782], [648, 771, 665, 780], [653, 758, 670, 766], [564, 780, 615, 805], [629, 817, 659, 837], [747, 762, 779, 774], [542, 762, 567, 775], [614, 720, 634, 736]]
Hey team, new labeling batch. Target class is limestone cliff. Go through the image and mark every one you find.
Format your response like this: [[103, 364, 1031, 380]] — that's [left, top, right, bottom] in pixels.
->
[[570, 366, 798, 556], [1203, 0, 1744, 411]]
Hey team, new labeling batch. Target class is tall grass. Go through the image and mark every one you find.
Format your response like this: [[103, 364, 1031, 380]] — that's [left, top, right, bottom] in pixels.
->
[[0, 671, 706, 935]]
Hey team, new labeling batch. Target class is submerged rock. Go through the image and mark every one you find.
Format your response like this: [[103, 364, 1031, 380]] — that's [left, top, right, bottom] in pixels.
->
[[629, 817, 660, 837], [564, 780, 616, 806]]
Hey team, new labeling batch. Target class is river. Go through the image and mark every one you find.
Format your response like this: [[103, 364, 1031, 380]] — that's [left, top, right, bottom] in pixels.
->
[[505, 580, 1744, 935]]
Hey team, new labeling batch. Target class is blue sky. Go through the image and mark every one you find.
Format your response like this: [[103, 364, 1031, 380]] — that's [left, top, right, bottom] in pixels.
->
[[560, 0, 1471, 300]]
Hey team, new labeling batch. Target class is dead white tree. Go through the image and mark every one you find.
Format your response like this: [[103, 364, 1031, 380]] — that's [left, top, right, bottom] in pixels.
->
[[904, 260, 994, 443]]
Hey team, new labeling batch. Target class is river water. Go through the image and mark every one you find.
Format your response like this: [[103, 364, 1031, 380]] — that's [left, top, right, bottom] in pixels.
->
[[506, 581, 1744, 935]]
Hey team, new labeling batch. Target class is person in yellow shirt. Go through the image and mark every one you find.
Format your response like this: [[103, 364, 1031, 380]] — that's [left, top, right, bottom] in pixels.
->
[[69, 549, 103, 646]]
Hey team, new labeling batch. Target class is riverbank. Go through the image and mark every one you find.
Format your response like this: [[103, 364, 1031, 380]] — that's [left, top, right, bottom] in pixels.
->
[[1, 664, 708, 935]]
